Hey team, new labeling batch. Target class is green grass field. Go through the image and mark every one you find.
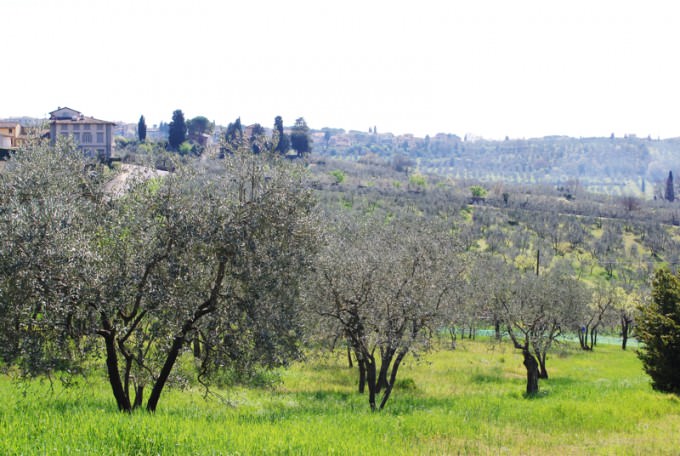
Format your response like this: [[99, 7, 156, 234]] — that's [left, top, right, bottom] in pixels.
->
[[1, 340, 678, 455]]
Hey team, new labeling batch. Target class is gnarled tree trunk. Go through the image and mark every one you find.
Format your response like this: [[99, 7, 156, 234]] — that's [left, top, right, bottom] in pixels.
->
[[376, 347, 395, 393], [98, 313, 132, 413], [523, 349, 539, 396]]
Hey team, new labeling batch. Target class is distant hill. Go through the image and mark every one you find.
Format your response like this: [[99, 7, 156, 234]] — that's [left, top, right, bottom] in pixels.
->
[[0, 117, 46, 127], [312, 129, 680, 198]]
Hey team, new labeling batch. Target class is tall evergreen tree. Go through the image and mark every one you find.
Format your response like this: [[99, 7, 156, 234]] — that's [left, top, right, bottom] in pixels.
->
[[637, 269, 680, 394], [168, 109, 187, 150], [220, 117, 244, 156], [225, 117, 243, 142], [273, 116, 289, 155], [249, 123, 266, 154], [665, 171, 675, 202], [137, 115, 147, 142], [290, 117, 312, 157]]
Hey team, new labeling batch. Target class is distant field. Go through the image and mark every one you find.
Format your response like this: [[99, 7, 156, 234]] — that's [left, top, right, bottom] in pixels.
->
[[1, 339, 678, 455]]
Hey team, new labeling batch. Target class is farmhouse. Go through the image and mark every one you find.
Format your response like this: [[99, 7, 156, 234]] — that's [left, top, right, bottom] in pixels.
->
[[49, 107, 115, 161], [0, 121, 25, 157]]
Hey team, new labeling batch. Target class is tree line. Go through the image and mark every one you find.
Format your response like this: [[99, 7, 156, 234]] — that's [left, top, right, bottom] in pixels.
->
[[133, 110, 312, 159]]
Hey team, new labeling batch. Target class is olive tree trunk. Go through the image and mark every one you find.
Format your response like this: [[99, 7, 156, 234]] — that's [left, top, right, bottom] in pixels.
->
[[523, 349, 540, 396]]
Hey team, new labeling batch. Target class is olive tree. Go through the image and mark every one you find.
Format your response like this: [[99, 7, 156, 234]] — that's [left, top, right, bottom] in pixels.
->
[[617, 285, 643, 350], [577, 282, 620, 351], [306, 215, 464, 411], [0, 139, 318, 412], [493, 262, 589, 394]]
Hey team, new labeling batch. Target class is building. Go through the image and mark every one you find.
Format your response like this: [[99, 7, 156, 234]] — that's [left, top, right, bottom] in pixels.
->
[[49, 107, 115, 161], [0, 121, 24, 156]]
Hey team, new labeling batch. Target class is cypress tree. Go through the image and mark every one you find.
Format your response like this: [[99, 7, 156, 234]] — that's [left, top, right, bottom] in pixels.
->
[[273, 116, 289, 155], [637, 269, 680, 394], [168, 110, 187, 150], [138, 115, 147, 142], [666, 171, 675, 202]]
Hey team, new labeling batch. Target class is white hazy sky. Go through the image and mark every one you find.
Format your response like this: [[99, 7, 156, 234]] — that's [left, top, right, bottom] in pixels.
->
[[4, 0, 680, 139]]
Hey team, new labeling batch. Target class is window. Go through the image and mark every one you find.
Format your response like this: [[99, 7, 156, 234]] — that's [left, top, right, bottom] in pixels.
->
[[73, 132, 80, 142], [84, 124, 91, 130], [82, 132, 92, 144], [96, 132, 104, 143], [73, 124, 80, 131], [97, 124, 104, 131], [60, 124, 68, 131]]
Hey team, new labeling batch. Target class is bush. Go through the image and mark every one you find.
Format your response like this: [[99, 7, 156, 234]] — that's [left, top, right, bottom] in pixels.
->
[[636, 269, 680, 394], [329, 170, 345, 184], [178, 141, 194, 156]]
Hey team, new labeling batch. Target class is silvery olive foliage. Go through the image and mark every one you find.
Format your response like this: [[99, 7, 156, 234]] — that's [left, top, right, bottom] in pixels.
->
[[0, 139, 319, 412], [305, 214, 466, 410], [491, 259, 590, 395]]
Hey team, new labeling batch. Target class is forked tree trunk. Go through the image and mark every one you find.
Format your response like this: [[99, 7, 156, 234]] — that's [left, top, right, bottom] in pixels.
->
[[147, 261, 225, 412], [579, 325, 600, 351], [523, 349, 540, 396], [449, 327, 457, 350], [378, 349, 408, 410], [377, 348, 395, 393], [590, 326, 599, 348]]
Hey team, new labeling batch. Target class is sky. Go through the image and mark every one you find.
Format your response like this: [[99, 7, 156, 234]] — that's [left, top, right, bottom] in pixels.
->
[[4, 0, 680, 139]]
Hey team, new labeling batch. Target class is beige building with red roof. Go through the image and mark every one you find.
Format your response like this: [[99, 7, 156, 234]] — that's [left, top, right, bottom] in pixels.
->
[[49, 107, 115, 161]]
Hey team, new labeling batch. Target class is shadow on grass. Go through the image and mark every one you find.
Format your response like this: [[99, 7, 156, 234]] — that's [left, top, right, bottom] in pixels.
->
[[471, 370, 504, 384], [545, 376, 580, 388]]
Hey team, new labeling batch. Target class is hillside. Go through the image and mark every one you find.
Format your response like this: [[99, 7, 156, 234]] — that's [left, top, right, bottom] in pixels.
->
[[312, 129, 680, 198], [7, 114, 680, 197]]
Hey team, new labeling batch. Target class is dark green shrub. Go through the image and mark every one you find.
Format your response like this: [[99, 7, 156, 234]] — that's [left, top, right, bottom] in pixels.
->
[[636, 269, 680, 394]]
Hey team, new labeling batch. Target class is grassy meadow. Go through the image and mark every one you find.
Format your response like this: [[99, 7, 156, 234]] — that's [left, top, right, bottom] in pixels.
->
[[1, 339, 679, 455]]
